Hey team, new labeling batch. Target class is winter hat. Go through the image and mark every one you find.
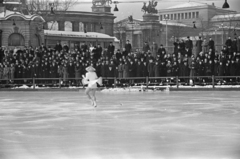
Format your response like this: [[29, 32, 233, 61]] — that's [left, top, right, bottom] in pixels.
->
[[86, 66, 96, 72]]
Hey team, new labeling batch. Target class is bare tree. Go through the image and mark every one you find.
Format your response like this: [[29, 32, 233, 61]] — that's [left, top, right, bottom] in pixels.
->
[[197, 16, 215, 37], [26, 0, 78, 12], [169, 21, 189, 40], [219, 12, 238, 37], [26, 0, 78, 30]]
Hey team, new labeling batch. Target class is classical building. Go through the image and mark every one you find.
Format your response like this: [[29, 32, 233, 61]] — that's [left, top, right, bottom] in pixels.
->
[[158, 1, 239, 46], [0, 0, 117, 48], [0, 0, 45, 48], [158, 2, 235, 28], [114, 1, 239, 52]]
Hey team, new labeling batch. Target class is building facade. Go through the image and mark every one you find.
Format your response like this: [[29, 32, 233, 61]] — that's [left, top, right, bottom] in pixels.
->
[[0, 1, 45, 48]]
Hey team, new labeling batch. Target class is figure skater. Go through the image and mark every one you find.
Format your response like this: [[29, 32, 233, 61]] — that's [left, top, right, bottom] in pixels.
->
[[82, 66, 102, 107]]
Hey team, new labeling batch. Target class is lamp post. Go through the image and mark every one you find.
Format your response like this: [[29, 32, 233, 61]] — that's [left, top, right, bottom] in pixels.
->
[[221, 23, 224, 46], [164, 15, 169, 48]]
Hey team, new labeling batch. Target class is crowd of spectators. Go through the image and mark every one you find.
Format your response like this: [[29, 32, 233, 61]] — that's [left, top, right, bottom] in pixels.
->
[[0, 35, 240, 86]]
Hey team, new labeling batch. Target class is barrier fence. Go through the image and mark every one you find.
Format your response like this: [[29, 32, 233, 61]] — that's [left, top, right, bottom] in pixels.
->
[[1, 76, 240, 89]]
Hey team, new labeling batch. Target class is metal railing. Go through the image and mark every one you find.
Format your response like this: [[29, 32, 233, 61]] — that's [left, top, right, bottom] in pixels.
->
[[1, 76, 240, 90]]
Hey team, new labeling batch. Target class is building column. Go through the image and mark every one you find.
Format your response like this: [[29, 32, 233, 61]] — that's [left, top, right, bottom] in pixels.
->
[[72, 21, 79, 32], [92, 23, 96, 32], [85, 23, 92, 32], [58, 21, 65, 31]]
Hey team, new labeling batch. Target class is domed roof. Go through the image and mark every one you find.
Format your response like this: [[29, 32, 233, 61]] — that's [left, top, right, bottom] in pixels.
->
[[0, 10, 45, 22]]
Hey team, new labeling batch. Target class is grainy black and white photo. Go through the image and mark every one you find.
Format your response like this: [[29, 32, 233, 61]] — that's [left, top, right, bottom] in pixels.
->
[[0, 0, 240, 159]]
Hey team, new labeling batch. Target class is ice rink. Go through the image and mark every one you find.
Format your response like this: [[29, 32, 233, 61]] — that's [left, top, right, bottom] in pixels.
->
[[0, 90, 240, 159]]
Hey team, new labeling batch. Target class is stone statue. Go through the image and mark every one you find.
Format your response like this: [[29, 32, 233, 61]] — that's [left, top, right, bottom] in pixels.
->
[[92, 0, 112, 6], [141, 0, 158, 14]]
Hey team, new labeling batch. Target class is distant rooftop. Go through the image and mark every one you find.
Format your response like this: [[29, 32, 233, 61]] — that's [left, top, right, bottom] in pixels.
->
[[211, 13, 240, 21], [160, 21, 189, 27], [167, 2, 208, 9], [44, 30, 119, 42]]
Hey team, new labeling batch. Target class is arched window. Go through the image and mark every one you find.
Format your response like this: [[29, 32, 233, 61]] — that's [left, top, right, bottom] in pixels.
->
[[65, 21, 72, 31], [8, 33, 25, 46], [79, 22, 84, 32]]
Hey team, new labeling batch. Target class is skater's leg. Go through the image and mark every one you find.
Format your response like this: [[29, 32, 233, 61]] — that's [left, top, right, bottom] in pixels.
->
[[92, 89, 97, 107], [85, 88, 94, 105]]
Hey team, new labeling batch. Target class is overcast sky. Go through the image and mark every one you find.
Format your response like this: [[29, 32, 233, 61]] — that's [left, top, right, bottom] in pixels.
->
[[70, 0, 240, 21]]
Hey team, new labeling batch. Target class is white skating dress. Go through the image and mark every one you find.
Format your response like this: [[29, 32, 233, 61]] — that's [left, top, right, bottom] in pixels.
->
[[82, 72, 102, 88]]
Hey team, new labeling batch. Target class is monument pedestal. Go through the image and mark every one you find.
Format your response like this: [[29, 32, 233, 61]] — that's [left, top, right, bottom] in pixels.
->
[[142, 14, 159, 22], [92, 6, 111, 13], [140, 14, 162, 44]]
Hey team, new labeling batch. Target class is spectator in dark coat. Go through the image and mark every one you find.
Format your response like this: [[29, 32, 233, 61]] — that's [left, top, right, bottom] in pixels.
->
[[127, 60, 135, 77], [231, 38, 237, 53], [171, 61, 178, 76], [123, 61, 129, 78], [157, 45, 166, 56], [81, 42, 88, 52], [208, 37, 215, 51], [159, 61, 166, 77], [153, 61, 160, 77], [50, 63, 58, 78], [95, 44, 102, 61], [195, 36, 203, 56], [147, 59, 154, 77], [166, 61, 172, 77], [107, 42, 115, 58], [230, 59, 236, 76], [54, 42, 62, 52], [237, 36, 240, 53], [218, 62, 224, 76], [118, 62, 124, 78], [125, 40, 132, 53], [185, 36, 193, 51], [224, 61, 230, 76], [143, 42, 150, 53], [225, 36, 232, 53], [142, 61, 148, 77]]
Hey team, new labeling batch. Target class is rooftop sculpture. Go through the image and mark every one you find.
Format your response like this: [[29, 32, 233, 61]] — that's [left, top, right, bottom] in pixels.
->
[[142, 0, 158, 14]]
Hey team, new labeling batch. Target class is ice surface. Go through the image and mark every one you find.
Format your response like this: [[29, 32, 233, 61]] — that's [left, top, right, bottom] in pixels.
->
[[0, 91, 240, 159]]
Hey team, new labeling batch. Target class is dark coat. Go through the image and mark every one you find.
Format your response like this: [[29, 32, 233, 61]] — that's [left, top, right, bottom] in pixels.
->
[[180, 63, 189, 77], [142, 63, 148, 77], [50, 65, 58, 78], [67, 64, 75, 78], [195, 39, 203, 55], [159, 63, 166, 77], [147, 62, 155, 77], [230, 63, 236, 76], [125, 43, 132, 53], [136, 63, 144, 77], [208, 40, 215, 51], [107, 45, 115, 57], [129, 62, 136, 77], [218, 64, 224, 76], [153, 64, 160, 77]]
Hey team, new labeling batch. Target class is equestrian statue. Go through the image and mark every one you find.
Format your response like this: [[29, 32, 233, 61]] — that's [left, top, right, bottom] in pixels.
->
[[141, 0, 158, 14]]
